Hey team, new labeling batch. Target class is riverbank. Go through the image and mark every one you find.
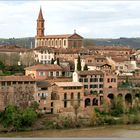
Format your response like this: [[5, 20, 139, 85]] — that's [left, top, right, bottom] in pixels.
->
[[1, 124, 140, 137]]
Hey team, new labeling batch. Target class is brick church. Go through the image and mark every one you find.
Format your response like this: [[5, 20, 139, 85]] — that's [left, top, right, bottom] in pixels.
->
[[35, 8, 84, 48]]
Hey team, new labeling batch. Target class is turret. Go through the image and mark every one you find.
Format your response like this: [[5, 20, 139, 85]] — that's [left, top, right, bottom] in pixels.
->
[[36, 7, 45, 37]]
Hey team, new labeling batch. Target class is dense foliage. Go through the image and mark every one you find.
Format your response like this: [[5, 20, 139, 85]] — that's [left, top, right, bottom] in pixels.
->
[[0, 61, 24, 76], [0, 105, 37, 130], [77, 55, 81, 71]]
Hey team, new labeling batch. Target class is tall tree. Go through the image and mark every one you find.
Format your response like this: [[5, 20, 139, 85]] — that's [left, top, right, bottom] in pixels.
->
[[84, 64, 88, 71], [57, 58, 60, 65], [51, 58, 54, 64], [77, 55, 81, 71]]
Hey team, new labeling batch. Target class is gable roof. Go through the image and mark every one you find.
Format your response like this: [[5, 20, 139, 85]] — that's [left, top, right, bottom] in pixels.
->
[[25, 64, 62, 71], [77, 70, 104, 76], [55, 82, 83, 87], [0, 76, 35, 81]]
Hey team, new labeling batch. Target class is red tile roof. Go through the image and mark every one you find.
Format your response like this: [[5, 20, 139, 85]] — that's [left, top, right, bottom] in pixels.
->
[[25, 64, 62, 71], [77, 70, 104, 76], [0, 76, 35, 81], [45, 34, 72, 38]]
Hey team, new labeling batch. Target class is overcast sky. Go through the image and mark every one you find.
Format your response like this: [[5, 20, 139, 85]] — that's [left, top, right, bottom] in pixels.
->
[[0, 1, 140, 38]]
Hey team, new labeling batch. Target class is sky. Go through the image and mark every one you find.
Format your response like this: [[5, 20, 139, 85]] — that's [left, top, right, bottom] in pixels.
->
[[0, 1, 140, 38]]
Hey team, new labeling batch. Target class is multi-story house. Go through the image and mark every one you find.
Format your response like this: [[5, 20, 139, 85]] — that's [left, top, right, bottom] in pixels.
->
[[73, 70, 104, 107], [33, 46, 55, 64], [0, 76, 36, 110], [25, 64, 63, 80], [35, 81, 84, 115], [51, 82, 84, 115]]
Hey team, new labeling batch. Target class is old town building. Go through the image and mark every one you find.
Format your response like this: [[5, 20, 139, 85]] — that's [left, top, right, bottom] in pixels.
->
[[25, 64, 63, 80], [0, 76, 36, 110], [35, 81, 84, 114], [35, 8, 83, 49]]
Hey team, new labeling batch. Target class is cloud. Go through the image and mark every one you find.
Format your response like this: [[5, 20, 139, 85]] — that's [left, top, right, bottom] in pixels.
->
[[0, 1, 140, 38]]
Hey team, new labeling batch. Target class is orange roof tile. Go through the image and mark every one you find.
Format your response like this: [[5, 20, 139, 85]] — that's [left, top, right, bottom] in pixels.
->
[[77, 70, 104, 76], [0, 76, 35, 81], [25, 64, 62, 71]]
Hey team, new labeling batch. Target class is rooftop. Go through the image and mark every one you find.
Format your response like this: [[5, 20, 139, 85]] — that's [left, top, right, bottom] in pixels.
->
[[0, 76, 35, 81], [25, 64, 62, 71], [77, 70, 104, 75], [55, 82, 83, 87]]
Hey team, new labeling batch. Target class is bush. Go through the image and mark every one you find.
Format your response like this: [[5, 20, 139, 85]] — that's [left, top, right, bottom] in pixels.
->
[[0, 105, 38, 130], [109, 97, 124, 117]]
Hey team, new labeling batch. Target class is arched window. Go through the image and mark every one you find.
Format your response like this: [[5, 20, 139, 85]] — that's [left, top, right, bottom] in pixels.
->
[[78, 92, 80, 99], [64, 93, 67, 99], [71, 92, 74, 99]]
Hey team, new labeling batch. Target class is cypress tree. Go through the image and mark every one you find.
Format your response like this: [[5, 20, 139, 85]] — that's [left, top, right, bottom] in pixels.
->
[[51, 58, 54, 64], [77, 55, 81, 71], [84, 64, 88, 70], [57, 58, 60, 65]]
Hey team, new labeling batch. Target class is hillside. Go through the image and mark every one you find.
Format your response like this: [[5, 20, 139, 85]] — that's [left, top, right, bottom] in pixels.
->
[[84, 38, 140, 49], [0, 37, 140, 49]]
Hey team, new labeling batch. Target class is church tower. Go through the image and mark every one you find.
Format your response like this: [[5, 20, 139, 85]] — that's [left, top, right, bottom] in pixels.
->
[[36, 7, 45, 37]]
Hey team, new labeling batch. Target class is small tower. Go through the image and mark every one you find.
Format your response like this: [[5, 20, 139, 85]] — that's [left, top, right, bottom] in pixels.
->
[[36, 7, 45, 37]]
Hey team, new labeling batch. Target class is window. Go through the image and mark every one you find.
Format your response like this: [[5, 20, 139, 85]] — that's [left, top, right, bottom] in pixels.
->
[[78, 92, 80, 99], [1, 82, 5, 86], [90, 78, 94, 82], [64, 40, 66, 46], [84, 78, 88, 82], [88, 60, 92, 63], [50, 72, 53, 77], [71, 92, 74, 100], [109, 86, 112, 88], [7, 82, 11, 86], [79, 78, 83, 82], [99, 78, 103, 82], [94, 85, 98, 88], [56, 72, 59, 77], [39, 72, 46, 76], [51, 102, 53, 107], [64, 101, 67, 108], [107, 78, 110, 83], [84, 85, 88, 89], [99, 90, 103, 94], [90, 85, 94, 88], [95, 78, 98, 82], [99, 84, 103, 88], [64, 93, 67, 100]]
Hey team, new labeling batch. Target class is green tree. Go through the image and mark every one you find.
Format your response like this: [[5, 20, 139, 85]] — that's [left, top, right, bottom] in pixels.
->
[[0, 105, 17, 128], [21, 107, 37, 127], [31, 101, 39, 111], [0, 61, 5, 71], [77, 55, 81, 71], [109, 97, 124, 116], [56, 58, 60, 65], [0, 105, 38, 130], [83, 64, 88, 70], [51, 58, 54, 64]]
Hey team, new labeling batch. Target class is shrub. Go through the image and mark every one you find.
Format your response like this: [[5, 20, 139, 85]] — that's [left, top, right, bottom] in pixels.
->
[[0, 105, 38, 130]]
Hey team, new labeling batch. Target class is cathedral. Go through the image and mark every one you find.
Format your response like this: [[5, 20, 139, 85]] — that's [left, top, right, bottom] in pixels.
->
[[35, 8, 84, 48]]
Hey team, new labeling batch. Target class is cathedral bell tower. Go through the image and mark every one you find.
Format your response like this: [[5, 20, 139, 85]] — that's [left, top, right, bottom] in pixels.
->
[[36, 7, 45, 37]]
